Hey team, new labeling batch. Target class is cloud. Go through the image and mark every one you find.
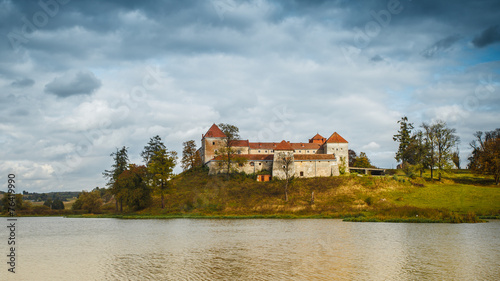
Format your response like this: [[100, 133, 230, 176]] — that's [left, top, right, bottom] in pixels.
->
[[11, 78, 35, 88], [362, 141, 381, 150], [44, 70, 102, 97], [0, 0, 499, 192], [472, 25, 500, 48], [421, 34, 461, 58]]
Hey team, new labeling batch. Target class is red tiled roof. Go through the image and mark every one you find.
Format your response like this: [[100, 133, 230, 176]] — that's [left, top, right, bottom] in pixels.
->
[[249, 142, 320, 150], [249, 142, 277, 149], [274, 140, 294, 151], [203, 124, 226, 138], [290, 143, 322, 150], [211, 154, 274, 161], [325, 132, 348, 143], [294, 154, 337, 160], [229, 140, 250, 147], [309, 133, 326, 144]]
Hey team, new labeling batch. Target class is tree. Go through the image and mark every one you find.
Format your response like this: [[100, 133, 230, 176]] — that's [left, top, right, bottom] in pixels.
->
[[2, 194, 25, 212], [141, 135, 166, 165], [115, 164, 152, 210], [276, 151, 294, 202], [103, 146, 129, 211], [353, 152, 373, 168], [411, 130, 430, 177], [216, 123, 240, 178], [181, 140, 202, 171], [452, 150, 460, 169], [43, 198, 64, 210], [433, 121, 460, 180], [148, 148, 177, 208], [469, 129, 500, 185], [393, 116, 414, 168], [348, 149, 357, 167], [52, 198, 65, 210], [422, 121, 459, 180], [43, 198, 53, 209], [422, 123, 437, 180], [72, 190, 102, 213]]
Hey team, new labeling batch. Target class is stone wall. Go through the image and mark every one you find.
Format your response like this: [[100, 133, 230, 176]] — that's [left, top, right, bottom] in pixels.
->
[[294, 160, 339, 177]]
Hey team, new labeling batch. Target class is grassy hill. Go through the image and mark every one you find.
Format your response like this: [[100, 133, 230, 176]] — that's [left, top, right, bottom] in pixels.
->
[[111, 167, 499, 222]]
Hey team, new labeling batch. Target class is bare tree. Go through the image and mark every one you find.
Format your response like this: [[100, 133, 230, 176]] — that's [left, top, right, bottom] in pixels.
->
[[276, 151, 294, 202], [216, 123, 240, 179]]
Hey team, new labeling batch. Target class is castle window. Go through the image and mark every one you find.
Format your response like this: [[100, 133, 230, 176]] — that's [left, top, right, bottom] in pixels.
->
[[213, 142, 215, 145], [239, 163, 243, 167], [299, 150, 302, 153], [300, 171, 304, 177], [250, 162, 254, 166], [238, 151, 241, 154], [258, 150, 261, 153], [259, 163, 261, 166], [307, 150, 309, 153], [265, 150, 268, 153]]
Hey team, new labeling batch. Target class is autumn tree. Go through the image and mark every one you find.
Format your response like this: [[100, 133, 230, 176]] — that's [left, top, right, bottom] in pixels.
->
[[393, 116, 414, 168], [115, 164, 152, 210], [353, 152, 373, 168], [216, 123, 241, 178], [469, 129, 500, 185], [348, 149, 357, 167], [148, 148, 177, 208], [72, 190, 102, 213], [103, 146, 129, 211], [181, 140, 202, 171]]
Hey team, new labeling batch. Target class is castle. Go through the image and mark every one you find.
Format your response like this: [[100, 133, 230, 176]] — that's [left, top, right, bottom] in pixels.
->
[[200, 124, 349, 180]]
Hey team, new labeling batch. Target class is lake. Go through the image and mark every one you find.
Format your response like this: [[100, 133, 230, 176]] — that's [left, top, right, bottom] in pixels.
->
[[2, 217, 499, 280]]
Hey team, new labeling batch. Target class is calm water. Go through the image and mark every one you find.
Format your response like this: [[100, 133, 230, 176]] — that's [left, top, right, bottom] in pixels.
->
[[1, 217, 499, 280]]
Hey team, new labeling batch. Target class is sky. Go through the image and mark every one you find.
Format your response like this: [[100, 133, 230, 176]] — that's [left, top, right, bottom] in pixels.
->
[[1, 0, 499, 193]]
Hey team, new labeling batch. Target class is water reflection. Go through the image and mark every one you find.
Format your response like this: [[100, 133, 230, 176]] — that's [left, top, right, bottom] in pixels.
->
[[3, 218, 499, 280]]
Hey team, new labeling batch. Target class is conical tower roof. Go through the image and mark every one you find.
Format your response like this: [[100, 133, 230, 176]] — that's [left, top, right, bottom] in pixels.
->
[[325, 132, 348, 143], [203, 124, 226, 138]]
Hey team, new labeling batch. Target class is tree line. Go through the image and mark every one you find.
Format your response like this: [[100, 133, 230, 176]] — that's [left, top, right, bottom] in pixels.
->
[[72, 135, 204, 213], [393, 116, 499, 184]]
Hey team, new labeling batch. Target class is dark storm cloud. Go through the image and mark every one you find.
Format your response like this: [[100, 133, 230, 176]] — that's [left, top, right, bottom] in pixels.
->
[[421, 34, 461, 58], [472, 25, 500, 48], [11, 77, 35, 88], [44, 70, 102, 97]]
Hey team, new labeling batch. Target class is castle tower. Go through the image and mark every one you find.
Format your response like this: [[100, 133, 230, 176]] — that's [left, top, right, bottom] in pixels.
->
[[201, 123, 226, 164], [324, 132, 349, 167], [309, 133, 326, 144], [272, 140, 295, 180]]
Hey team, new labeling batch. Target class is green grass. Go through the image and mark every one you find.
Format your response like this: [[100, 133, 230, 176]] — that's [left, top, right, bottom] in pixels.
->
[[388, 183, 499, 215]]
